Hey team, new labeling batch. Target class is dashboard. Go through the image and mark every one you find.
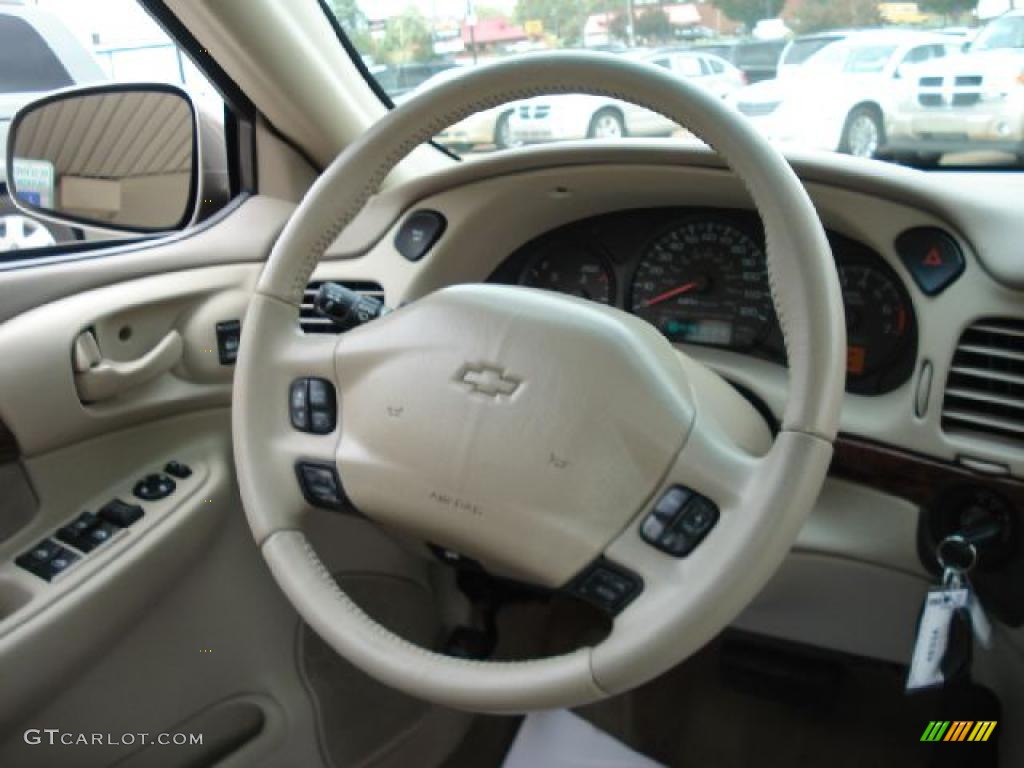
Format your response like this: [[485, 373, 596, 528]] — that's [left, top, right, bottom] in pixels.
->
[[488, 208, 918, 396]]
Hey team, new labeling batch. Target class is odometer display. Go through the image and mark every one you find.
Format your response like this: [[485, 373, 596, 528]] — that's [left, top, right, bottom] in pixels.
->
[[630, 219, 773, 349]]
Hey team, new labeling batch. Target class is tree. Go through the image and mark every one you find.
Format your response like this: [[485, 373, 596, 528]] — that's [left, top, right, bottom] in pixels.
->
[[326, 0, 370, 52], [795, 0, 882, 34], [713, 0, 786, 30], [634, 8, 674, 43], [917, 0, 980, 20], [378, 9, 435, 65], [515, 0, 621, 46]]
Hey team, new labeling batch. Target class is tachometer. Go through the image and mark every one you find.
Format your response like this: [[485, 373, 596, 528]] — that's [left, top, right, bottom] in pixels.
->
[[521, 245, 615, 305], [630, 219, 773, 348]]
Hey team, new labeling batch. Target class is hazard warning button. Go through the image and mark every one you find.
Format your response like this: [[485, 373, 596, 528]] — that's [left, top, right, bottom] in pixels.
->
[[894, 227, 965, 296]]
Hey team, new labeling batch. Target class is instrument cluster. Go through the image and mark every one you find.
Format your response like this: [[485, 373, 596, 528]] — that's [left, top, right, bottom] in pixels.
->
[[489, 208, 918, 396]]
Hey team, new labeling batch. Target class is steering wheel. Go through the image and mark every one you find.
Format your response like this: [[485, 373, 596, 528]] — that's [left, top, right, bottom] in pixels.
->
[[233, 52, 846, 713]]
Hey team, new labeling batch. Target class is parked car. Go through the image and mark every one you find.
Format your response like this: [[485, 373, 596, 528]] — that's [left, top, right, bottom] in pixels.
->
[[886, 10, 1024, 163], [398, 67, 516, 152], [731, 30, 959, 158], [0, 4, 106, 251], [776, 29, 856, 79], [694, 38, 787, 83], [372, 59, 457, 100], [509, 50, 746, 144]]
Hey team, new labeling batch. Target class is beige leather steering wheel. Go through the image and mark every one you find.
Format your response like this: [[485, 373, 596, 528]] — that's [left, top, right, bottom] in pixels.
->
[[233, 52, 846, 713]]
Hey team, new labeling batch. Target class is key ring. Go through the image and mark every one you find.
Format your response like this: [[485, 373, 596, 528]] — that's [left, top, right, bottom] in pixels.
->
[[937, 534, 977, 588]]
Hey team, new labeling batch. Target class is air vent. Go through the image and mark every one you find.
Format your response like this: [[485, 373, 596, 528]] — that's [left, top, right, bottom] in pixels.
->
[[943, 318, 1024, 444], [300, 280, 384, 334]]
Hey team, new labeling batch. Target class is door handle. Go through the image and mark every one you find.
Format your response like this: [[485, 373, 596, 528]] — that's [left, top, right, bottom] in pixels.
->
[[73, 330, 183, 402]]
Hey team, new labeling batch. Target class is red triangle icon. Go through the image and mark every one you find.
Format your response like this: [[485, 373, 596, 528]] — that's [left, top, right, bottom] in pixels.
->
[[923, 247, 944, 267]]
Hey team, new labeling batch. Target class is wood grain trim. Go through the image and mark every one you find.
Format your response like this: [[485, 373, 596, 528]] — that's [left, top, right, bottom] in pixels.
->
[[831, 435, 1024, 507]]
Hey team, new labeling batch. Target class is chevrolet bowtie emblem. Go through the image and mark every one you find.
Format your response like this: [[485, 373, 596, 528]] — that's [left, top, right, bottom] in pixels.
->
[[455, 364, 522, 398]]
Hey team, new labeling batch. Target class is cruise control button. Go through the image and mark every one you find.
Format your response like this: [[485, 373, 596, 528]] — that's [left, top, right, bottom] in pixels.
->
[[640, 515, 666, 543], [290, 379, 310, 431], [310, 409, 335, 435]]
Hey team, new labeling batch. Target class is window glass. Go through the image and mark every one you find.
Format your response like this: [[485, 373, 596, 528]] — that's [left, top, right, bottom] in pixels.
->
[[327, 1, 1022, 171], [0, 15, 74, 93], [1, 0, 228, 257]]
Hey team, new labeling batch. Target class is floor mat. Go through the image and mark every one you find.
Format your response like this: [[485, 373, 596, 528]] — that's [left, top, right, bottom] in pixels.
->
[[503, 710, 665, 768]]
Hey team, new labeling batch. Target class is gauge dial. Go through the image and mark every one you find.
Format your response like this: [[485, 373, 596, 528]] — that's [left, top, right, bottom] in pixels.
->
[[630, 219, 774, 348], [839, 262, 912, 378], [521, 246, 614, 304]]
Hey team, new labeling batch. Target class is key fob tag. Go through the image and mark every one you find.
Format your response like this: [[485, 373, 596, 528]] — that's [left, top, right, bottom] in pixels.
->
[[907, 588, 969, 691]]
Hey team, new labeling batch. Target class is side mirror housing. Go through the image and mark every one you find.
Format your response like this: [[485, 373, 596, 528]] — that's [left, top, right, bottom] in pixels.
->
[[5, 83, 223, 235]]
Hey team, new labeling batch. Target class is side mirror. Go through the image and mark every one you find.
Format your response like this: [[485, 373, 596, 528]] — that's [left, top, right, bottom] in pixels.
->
[[5, 83, 213, 234]]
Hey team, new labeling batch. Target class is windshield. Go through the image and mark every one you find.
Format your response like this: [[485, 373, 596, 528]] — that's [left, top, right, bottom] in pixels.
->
[[973, 14, 1024, 51], [325, 2, 1024, 169]]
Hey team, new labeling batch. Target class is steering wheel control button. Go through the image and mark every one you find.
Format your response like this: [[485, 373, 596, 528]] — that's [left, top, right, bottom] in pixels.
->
[[296, 462, 348, 510], [133, 473, 176, 501], [395, 209, 446, 263], [571, 562, 642, 615], [895, 227, 965, 296], [290, 378, 337, 435], [653, 487, 691, 520], [290, 379, 310, 431], [99, 499, 145, 528], [164, 460, 192, 479], [642, 486, 720, 557]]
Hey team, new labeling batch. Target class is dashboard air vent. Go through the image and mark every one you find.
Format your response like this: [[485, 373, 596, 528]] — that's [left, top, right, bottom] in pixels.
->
[[300, 280, 384, 334], [942, 318, 1024, 444]]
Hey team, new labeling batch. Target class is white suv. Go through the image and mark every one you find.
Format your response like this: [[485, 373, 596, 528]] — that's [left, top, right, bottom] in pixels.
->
[[0, 3, 106, 251], [886, 11, 1024, 162]]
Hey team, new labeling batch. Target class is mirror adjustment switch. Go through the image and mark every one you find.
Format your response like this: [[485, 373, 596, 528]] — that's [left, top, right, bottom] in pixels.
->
[[133, 473, 176, 501], [100, 499, 144, 528], [164, 461, 192, 479], [296, 462, 348, 510]]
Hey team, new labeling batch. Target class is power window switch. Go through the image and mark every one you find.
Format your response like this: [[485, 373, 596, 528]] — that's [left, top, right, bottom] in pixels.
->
[[100, 499, 145, 528], [17, 541, 78, 581], [84, 522, 118, 549], [57, 512, 99, 552]]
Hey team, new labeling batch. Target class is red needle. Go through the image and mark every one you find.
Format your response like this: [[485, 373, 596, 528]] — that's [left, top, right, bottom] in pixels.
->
[[644, 280, 700, 308]]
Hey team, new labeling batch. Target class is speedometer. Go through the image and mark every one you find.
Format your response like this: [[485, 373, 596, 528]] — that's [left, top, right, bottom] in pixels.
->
[[630, 219, 773, 349]]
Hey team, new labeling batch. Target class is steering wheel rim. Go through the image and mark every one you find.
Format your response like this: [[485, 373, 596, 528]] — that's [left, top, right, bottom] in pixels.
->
[[233, 52, 846, 713]]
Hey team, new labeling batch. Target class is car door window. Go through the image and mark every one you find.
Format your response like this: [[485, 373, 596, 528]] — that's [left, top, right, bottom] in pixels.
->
[[0, 2, 231, 258]]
